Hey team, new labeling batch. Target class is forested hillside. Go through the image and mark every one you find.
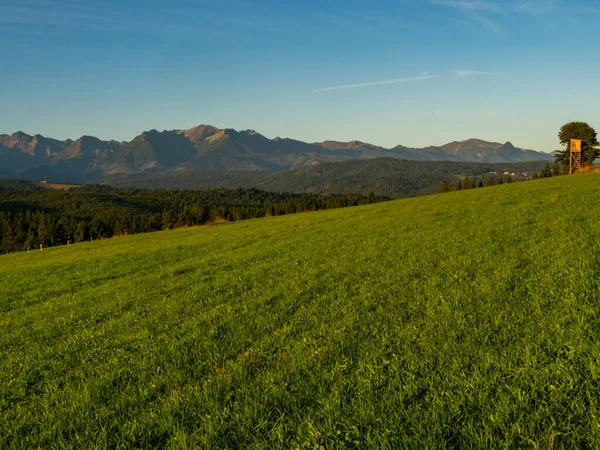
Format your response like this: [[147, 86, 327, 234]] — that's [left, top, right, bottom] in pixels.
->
[[101, 158, 549, 197], [0, 185, 380, 254]]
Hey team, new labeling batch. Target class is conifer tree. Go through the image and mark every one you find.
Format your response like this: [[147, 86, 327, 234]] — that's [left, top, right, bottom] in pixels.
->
[[24, 226, 35, 250], [552, 162, 562, 176], [437, 180, 451, 193], [461, 177, 471, 190]]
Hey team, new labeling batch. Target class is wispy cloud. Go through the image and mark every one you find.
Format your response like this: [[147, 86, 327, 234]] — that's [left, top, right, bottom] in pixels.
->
[[313, 75, 438, 92], [433, 1, 501, 12], [433, 0, 558, 14], [453, 70, 503, 77], [434, 109, 499, 116], [510, 1, 560, 13]]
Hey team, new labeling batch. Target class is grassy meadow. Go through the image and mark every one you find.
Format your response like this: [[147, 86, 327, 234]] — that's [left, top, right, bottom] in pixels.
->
[[2, 174, 600, 448]]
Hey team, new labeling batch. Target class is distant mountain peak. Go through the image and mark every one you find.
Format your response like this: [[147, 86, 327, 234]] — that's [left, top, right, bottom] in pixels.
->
[[186, 124, 218, 131], [184, 124, 221, 134], [181, 124, 222, 145], [78, 135, 102, 143], [441, 138, 503, 155], [11, 131, 32, 139], [140, 129, 161, 138], [133, 133, 149, 142], [316, 140, 381, 151], [465, 138, 499, 144], [448, 138, 502, 146]]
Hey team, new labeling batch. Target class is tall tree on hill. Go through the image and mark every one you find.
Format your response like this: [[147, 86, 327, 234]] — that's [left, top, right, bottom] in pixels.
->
[[540, 163, 552, 178], [437, 180, 451, 193], [162, 209, 176, 230], [37, 213, 48, 246], [1, 218, 14, 254], [200, 206, 211, 224], [24, 226, 35, 250], [555, 122, 599, 169], [75, 222, 87, 243], [552, 162, 563, 176], [461, 177, 471, 190]]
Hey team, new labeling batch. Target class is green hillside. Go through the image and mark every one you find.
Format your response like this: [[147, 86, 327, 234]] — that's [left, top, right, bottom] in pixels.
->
[[2, 174, 600, 448]]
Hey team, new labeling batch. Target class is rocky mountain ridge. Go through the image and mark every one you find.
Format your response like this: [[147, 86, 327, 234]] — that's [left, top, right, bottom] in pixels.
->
[[0, 125, 554, 182]]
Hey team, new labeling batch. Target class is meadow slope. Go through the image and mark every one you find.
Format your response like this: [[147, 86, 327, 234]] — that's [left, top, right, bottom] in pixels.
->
[[1, 174, 600, 448]]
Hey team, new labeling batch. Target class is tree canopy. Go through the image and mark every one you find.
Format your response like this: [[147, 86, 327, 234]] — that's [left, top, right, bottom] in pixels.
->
[[555, 122, 599, 169]]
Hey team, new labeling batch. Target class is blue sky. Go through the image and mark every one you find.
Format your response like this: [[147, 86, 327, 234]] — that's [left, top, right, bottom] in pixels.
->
[[1, 0, 599, 151]]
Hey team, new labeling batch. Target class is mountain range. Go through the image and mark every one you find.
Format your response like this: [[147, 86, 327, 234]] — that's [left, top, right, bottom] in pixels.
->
[[0, 125, 554, 183]]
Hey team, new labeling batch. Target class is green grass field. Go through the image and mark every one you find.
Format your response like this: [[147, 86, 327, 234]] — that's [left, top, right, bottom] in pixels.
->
[[2, 174, 600, 448]]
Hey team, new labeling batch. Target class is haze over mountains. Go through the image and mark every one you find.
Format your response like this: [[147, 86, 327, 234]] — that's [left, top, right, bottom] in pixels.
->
[[0, 125, 554, 183]]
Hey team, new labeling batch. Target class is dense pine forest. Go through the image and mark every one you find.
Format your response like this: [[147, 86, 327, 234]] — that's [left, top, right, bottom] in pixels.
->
[[0, 182, 381, 255]]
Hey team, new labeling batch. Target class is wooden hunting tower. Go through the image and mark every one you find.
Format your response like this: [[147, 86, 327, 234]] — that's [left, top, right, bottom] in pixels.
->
[[570, 139, 583, 174]]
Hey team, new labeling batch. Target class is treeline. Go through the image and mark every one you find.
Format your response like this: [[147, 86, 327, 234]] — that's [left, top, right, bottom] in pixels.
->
[[0, 185, 382, 255], [437, 162, 567, 193], [532, 162, 565, 179], [437, 174, 515, 193]]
